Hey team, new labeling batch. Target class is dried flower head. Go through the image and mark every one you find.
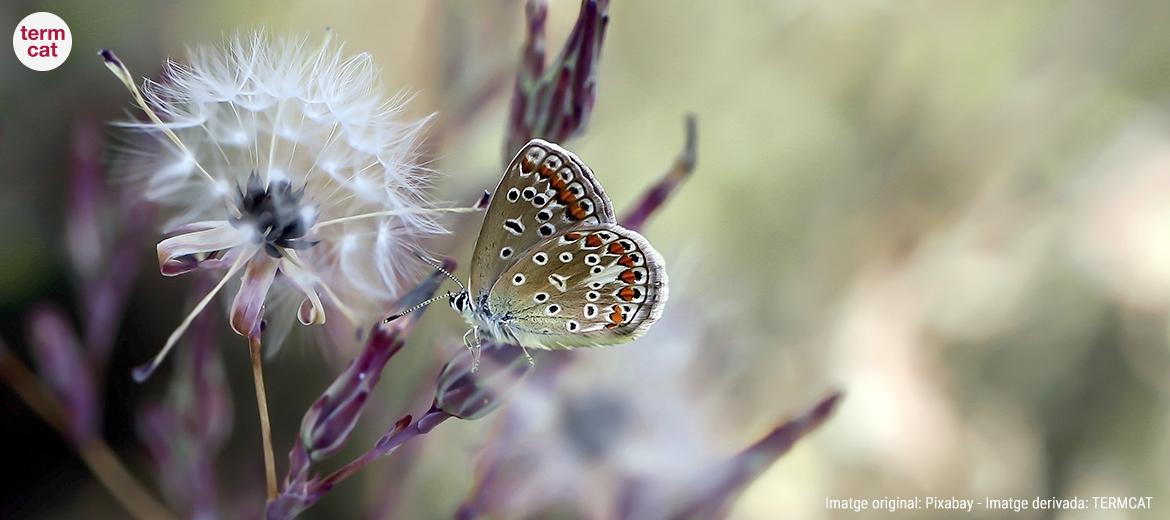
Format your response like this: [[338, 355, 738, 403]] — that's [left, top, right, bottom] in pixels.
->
[[101, 32, 470, 380]]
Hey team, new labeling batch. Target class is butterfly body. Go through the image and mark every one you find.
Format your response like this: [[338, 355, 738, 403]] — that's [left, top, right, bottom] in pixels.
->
[[445, 139, 667, 360]]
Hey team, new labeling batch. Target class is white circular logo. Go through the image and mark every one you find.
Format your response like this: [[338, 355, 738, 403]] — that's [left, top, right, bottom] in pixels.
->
[[13, 12, 72, 71]]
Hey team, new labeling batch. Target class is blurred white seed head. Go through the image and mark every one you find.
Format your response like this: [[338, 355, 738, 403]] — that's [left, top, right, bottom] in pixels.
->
[[103, 32, 458, 380]]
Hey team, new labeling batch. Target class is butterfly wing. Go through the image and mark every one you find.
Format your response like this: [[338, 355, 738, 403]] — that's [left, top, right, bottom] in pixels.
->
[[487, 223, 668, 350], [469, 140, 616, 297]]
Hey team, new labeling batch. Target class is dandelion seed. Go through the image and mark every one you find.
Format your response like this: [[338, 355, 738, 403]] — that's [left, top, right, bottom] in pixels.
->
[[103, 32, 470, 381]]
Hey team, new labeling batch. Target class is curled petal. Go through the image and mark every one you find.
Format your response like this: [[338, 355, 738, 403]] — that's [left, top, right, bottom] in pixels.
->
[[164, 220, 233, 236], [156, 222, 245, 276], [230, 253, 279, 337], [280, 257, 326, 326], [297, 298, 320, 326]]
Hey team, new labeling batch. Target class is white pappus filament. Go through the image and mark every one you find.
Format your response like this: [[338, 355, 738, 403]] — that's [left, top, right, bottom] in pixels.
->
[[102, 31, 475, 381]]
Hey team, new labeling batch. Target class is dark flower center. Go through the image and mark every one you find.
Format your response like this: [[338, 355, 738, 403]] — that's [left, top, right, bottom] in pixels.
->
[[231, 172, 317, 258]]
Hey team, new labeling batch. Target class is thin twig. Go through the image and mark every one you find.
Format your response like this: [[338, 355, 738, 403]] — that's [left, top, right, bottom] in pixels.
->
[[0, 346, 177, 520], [248, 335, 278, 501]]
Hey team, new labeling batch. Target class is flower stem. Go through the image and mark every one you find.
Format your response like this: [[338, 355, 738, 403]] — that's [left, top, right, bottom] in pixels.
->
[[248, 335, 278, 502], [0, 345, 177, 520]]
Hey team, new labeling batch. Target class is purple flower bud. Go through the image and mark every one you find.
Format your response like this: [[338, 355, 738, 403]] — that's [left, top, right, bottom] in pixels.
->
[[295, 261, 453, 463], [137, 283, 231, 517], [66, 122, 106, 280], [621, 115, 698, 232], [27, 305, 99, 444], [298, 318, 406, 463], [433, 342, 534, 420], [505, 0, 611, 158], [671, 392, 843, 518]]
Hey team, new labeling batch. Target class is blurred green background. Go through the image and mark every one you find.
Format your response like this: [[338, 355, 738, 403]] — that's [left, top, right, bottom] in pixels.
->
[[3, 0, 1170, 518]]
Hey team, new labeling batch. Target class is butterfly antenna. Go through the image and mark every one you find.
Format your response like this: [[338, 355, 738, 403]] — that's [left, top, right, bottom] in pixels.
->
[[413, 253, 466, 292], [385, 254, 467, 323], [384, 293, 448, 323]]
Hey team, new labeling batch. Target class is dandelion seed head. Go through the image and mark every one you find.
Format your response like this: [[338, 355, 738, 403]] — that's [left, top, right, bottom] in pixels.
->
[[108, 32, 445, 374]]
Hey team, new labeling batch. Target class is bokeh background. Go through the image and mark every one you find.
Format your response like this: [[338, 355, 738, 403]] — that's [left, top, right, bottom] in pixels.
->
[[3, 0, 1170, 518]]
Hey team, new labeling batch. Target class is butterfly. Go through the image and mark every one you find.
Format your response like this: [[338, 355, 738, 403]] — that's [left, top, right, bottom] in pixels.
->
[[388, 139, 668, 368]]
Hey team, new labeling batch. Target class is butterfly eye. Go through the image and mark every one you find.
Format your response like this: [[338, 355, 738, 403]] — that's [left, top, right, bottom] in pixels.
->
[[506, 188, 521, 202], [512, 274, 526, 285], [532, 252, 548, 265]]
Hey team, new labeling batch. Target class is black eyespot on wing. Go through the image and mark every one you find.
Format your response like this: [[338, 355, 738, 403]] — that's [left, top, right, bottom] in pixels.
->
[[506, 188, 521, 202], [537, 210, 552, 222], [539, 223, 555, 237], [521, 187, 537, 200], [504, 219, 524, 235]]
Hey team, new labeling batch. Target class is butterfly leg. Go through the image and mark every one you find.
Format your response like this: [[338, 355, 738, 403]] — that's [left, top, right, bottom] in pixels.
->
[[520, 344, 535, 367], [463, 327, 482, 373]]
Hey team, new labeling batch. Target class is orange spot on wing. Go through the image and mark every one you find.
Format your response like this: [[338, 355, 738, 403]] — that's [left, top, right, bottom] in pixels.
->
[[617, 254, 635, 267], [609, 305, 626, 324], [565, 231, 582, 241], [607, 242, 626, 255], [605, 323, 620, 330], [585, 234, 603, 247], [618, 286, 637, 301], [568, 203, 587, 220], [549, 177, 567, 191], [556, 188, 577, 204], [618, 269, 637, 284]]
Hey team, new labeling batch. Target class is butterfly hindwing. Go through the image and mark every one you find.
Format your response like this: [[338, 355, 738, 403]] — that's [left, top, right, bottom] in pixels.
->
[[487, 223, 668, 350], [469, 140, 616, 296]]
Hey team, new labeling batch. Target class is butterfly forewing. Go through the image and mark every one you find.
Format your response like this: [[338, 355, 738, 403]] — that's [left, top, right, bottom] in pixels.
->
[[488, 223, 668, 350], [470, 140, 616, 296]]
